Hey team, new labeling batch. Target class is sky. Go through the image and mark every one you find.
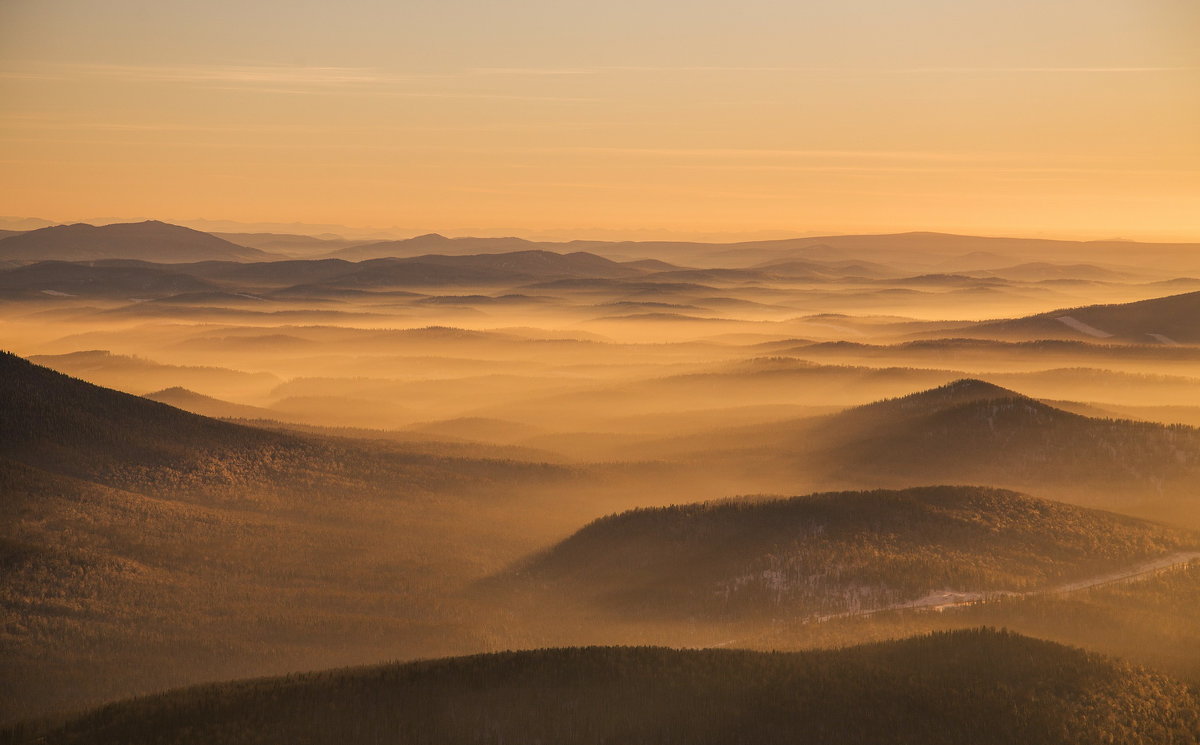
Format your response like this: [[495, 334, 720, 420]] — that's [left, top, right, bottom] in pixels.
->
[[1, 0, 1197, 241]]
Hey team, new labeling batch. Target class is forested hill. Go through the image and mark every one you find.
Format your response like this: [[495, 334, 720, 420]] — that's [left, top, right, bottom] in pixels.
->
[[487, 486, 1196, 620], [0, 352, 576, 723], [0, 350, 293, 484], [18, 629, 1199, 745], [960, 289, 1200, 343], [801, 380, 1200, 515], [0, 350, 566, 502]]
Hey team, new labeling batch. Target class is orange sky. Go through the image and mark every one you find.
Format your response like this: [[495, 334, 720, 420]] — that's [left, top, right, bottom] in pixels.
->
[[1, 0, 1197, 241]]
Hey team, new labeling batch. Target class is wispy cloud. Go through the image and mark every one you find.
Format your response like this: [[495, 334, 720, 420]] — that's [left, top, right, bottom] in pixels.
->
[[70, 63, 394, 85], [8, 61, 1189, 86], [890, 66, 1192, 74], [459, 64, 1194, 76], [0, 62, 602, 101], [532, 146, 1021, 162], [466, 67, 597, 76]]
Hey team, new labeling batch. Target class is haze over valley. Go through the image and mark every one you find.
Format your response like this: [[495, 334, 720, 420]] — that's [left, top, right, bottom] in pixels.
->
[[2, 219, 1200, 743], [4, 0, 1199, 740]]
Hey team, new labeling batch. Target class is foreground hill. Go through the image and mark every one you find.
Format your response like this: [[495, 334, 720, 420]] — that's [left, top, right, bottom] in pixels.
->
[[0, 221, 272, 263], [488, 486, 1194, 621], [950, 290, 1200, 343], [18, 630, 1199, 745]]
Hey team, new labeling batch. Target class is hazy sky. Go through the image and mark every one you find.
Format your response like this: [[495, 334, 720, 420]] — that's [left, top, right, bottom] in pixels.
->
[[1, 0, 1197, 240]]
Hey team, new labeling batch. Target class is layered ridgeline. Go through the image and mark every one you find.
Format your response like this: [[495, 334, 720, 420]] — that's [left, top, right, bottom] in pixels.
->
[[0, 352, 572, 723], [487, 486, 1196, 621], [14, 630, 1199, 745]]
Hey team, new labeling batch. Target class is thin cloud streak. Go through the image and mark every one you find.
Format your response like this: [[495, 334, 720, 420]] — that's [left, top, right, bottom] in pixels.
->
[[470, 64, 1194, 75], [8, 61, 1190, 86]]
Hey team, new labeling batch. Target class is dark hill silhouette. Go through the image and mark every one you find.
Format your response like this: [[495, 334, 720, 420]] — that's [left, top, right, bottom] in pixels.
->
[[766, 381, 1200, 522], [490, 486, 1192, 620], [0, 351, 564, 500], [969, 262, 1134, 281], [634, 379, 1200, 521], [807, 380, 1200, 498], [948, 290, 1200, 343], [21, 630, 1200, 745], [0, 221, 273, 262], [0, 350, 290, 484]]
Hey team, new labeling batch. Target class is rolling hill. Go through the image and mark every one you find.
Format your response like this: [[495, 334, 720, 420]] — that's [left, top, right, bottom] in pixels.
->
[[18, 630, 1199, 745], [488, 485, 1194, 621], [799, 380, 1200, 512], [0, 221, 273, 263], [643, 379, 1200, 519]]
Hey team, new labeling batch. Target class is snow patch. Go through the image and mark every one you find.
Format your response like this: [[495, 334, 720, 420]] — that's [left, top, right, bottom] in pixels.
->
[[1147, 333, 1180, 346], [1055, 315, 1113, 338]]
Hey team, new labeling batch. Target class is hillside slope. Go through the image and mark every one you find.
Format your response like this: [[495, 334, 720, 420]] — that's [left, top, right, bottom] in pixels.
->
[[804, 380, 1200, 513], [759, 559, 1200, 685], [488, 486, 1194, 620], [0, 352, 576, 722], [951, 290, 1200, 343], [22, 630, 1200, 745], [650, 379, 1200, 520]]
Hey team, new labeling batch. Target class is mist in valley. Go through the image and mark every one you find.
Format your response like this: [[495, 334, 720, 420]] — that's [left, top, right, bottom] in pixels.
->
[[3, 222, 1200, 744], [4, 0, 1200, 739]]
